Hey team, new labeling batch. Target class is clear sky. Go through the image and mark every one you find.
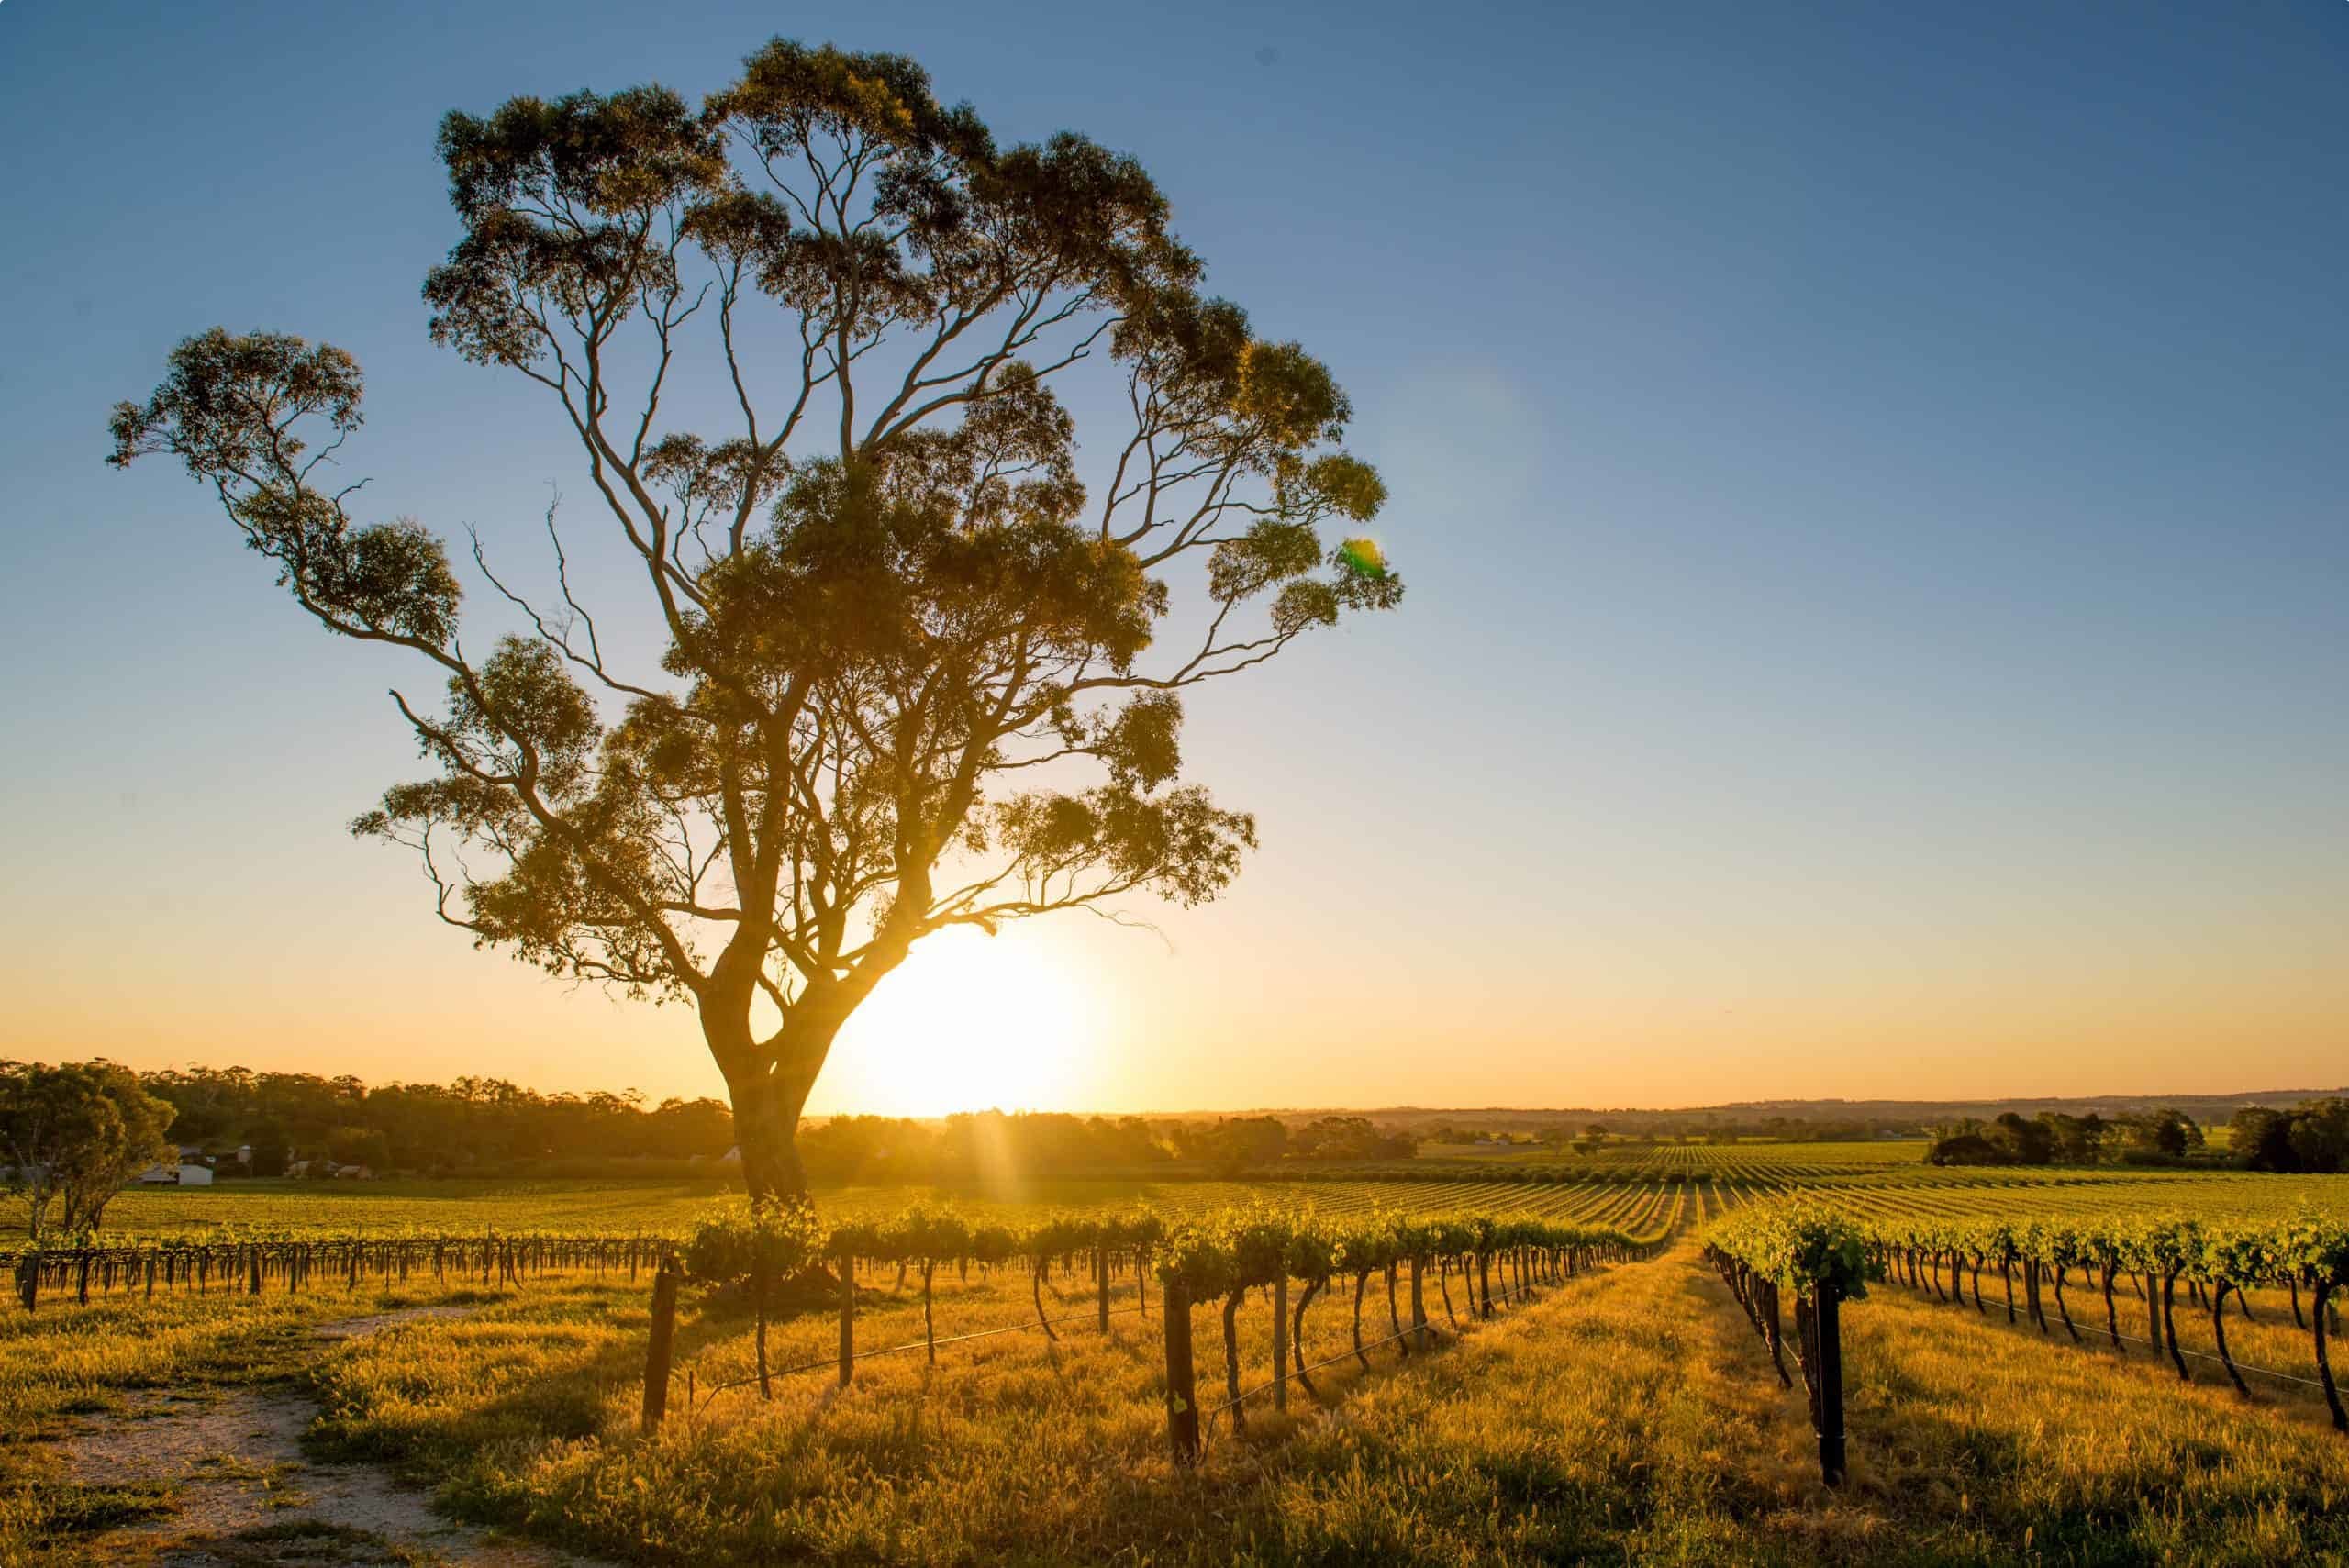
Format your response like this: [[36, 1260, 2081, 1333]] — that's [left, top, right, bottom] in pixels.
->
[[2, 1, 2343, 1116]]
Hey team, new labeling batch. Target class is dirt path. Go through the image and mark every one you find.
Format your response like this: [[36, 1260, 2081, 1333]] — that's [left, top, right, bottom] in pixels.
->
[[60, 1307, 604, 1567]]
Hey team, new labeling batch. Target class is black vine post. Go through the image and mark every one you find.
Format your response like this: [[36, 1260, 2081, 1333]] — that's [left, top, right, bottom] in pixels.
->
[[1097, 1246, 1110, 1334], [1163, 1279, 1199, 1465], [1816, 1289, 1847, 1487]]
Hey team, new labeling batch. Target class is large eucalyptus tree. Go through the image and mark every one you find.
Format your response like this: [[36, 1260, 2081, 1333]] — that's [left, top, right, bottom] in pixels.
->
[[109, 41, 1402, 1201]]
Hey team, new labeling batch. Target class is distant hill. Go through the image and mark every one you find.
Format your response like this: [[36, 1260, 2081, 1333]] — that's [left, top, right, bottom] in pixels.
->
[[1142, 1089, 2347, 1136]]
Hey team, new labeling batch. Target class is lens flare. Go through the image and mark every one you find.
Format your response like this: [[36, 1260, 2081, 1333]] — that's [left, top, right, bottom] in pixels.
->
[[1336, 536, 1389, 581]]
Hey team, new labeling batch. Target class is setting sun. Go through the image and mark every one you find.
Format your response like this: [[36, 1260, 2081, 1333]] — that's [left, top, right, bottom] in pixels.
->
[[815, 927, 1098, 1119]]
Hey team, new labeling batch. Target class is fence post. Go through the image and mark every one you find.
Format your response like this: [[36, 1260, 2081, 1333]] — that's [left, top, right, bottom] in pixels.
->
[[838, 1248, 855, 1387], [1163, 1278, 1198, 1465], [1097, 1246, 1110, 1333], [642, 1263, 680, 1436], [1272, 1273, 1289, 1413], [1816, 1289, 1846, 1486]]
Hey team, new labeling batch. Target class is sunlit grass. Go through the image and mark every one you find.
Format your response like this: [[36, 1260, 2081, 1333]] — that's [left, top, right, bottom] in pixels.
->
[[10, 1178, 2349, 1564]]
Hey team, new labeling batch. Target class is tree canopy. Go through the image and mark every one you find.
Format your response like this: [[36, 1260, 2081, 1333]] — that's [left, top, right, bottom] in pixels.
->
[[110, 40, 1403, 1200], [0, 1061, 177, 1240]]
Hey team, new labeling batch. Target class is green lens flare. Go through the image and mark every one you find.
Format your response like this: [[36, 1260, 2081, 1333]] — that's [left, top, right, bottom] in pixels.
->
[[1337, 537, 1388, 581]]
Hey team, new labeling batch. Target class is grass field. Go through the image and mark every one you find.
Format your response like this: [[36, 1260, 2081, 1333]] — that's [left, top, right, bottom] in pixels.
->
[[14, 1231, 2348, 1565], [7, 1165, 2347, 1564]]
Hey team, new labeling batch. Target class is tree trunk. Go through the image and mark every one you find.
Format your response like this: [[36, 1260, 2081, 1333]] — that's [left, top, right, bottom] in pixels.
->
[[712, 1001, 843, 1205], [1385, 1263, 1408, 1359], [1351, 1272, 1371, 1368]]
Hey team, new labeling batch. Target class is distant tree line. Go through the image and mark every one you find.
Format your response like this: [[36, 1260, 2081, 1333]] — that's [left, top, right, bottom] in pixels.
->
[[2225, 1098, 2349, 1173], [1418, 1114, 1914, 1147], [6, 1062, 1422, 1197], [1921, 1103, 2349, 1172], [132, 1065, 735, 1177]]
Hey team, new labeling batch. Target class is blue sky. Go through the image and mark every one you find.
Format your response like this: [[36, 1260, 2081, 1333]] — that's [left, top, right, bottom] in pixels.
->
[[1, 1, 2342, 1110]]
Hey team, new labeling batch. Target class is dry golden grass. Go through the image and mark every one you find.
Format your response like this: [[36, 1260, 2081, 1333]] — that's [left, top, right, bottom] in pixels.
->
[[10, 1242, 2349, 1564]]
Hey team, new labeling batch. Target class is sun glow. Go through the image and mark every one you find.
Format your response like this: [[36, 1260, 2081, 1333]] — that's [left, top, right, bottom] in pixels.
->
[[813, 927, 1098, 1118]]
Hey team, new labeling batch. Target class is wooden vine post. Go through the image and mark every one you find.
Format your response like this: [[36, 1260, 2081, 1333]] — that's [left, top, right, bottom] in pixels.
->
[[837, 1247, 855, 1388], [1163, 1277, 1199, 1464], [1410, 1255, 1430, 1351], [641, 1262, 680, 1435], [1272, 1273, 1289, 1412]]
